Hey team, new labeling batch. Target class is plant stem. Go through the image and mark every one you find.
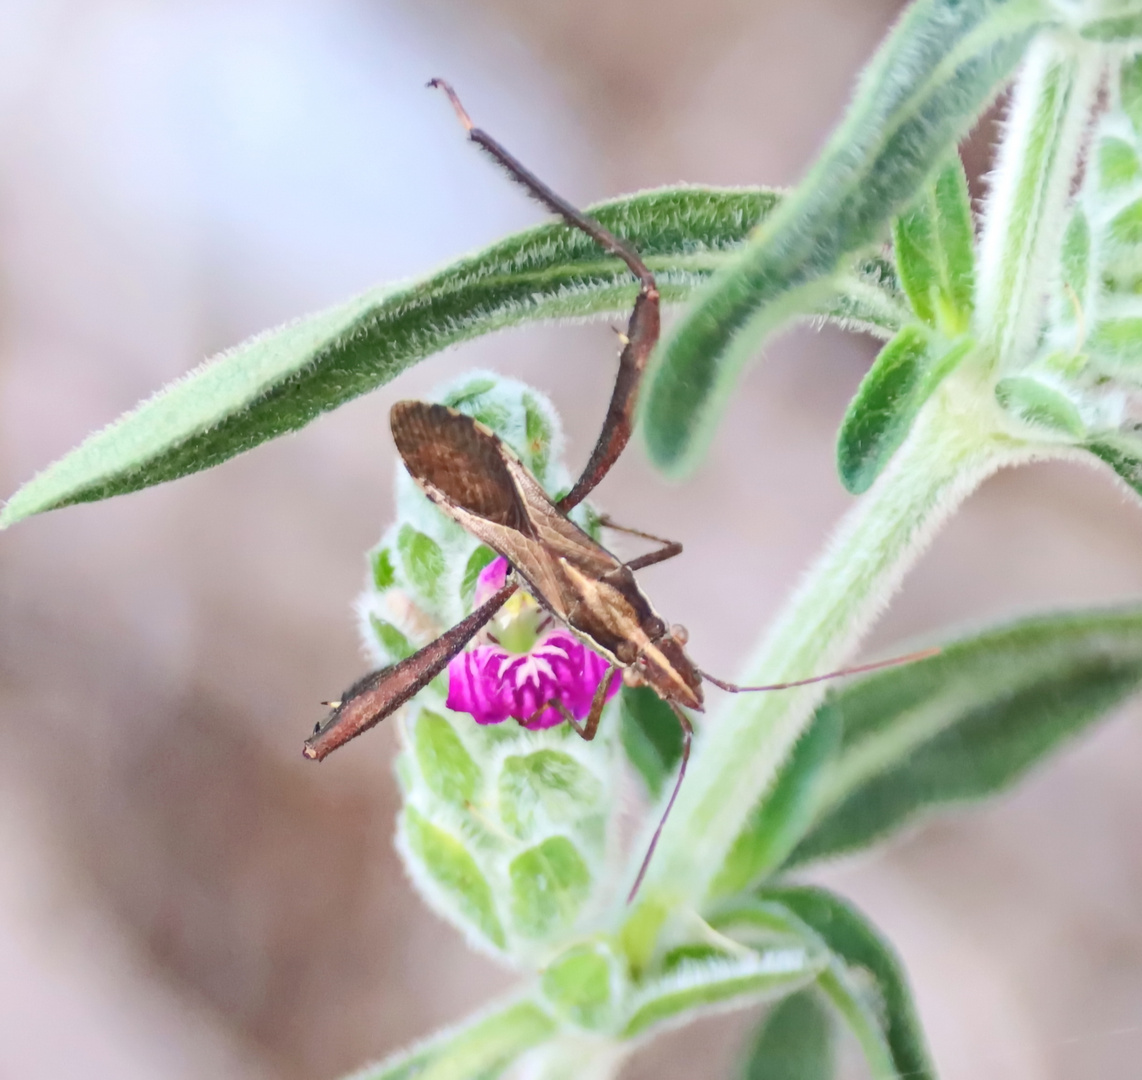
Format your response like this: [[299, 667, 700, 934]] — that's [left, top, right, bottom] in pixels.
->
[[630, 385, 1043, 910]]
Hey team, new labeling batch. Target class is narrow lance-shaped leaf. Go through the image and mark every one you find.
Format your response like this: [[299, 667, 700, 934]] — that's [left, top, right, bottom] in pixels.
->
[[758, 888, 935, 1080], [892, 154, 976, 333], [785, 605, 1142, 867], [1, 187, 910, 527], [642, 0, 1051, 475], [345, 997, 557, 1080], [738, 989, 835, 1080], [836, 327, 973, 494], [1085, 430, 1142, 500]]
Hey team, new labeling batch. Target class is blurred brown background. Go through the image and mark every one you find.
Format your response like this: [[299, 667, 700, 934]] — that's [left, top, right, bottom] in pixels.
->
[[2, 1, 1141, 1077]]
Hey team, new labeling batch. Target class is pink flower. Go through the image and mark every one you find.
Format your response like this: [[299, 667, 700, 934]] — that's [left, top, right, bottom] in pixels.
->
[[449, 557, 620, 729]]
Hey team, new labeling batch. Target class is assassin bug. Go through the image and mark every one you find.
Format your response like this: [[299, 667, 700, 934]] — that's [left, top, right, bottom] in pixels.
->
[[305, 81, 935, 897]]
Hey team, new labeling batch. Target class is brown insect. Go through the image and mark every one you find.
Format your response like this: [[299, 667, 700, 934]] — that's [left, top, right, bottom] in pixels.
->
[[305, 81, 935, 898]]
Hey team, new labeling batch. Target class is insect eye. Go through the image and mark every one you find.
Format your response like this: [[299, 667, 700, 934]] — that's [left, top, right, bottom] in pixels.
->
[[671, 623, 689, 645], [616, 641, 638, 665]]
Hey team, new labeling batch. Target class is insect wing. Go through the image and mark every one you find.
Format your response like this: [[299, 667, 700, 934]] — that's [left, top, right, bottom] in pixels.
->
[[391, 401, 619, 618]]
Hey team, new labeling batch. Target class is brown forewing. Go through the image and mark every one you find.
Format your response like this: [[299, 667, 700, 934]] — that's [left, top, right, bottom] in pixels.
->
[[390, 401, 625, 624]]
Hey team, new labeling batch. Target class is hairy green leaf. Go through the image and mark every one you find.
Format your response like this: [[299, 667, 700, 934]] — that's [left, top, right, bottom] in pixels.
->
[[837, 328, 972, 494], [622, 943, 825, 1038], [761, 887, 934, 1080], [642, 0, 1049, 474], [347, 997, 556, 1080], [1089, 318, 1142, 370], [369, 615, 416, 662], [619, 684, 688, 798], [414, 710, 482, 807], [994, 374, 1085, 436], [1081, 13, 1142, 42], [2, 187, 908, 527], [509, 836, 592, 939], [402, 806, 505, 950], [1122, 53, 1142, 136], [1086, 430, 1142, 498], [739, 990, 835, 1080], [893, 155, 976, 333], [787, 606, 1142, 866], [540, 942, 620, 1031]]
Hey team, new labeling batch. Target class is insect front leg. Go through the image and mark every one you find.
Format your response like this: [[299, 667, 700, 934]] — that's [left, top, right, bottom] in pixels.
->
[[522, 664, 617, 742], [305, 582, 517, 760], [598, 513, 684, 571]]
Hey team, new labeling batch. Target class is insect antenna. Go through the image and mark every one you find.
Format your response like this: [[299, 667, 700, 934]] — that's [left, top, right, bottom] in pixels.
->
[[427, 77, 659, 511], [427, 78, 652, 288], [628, 702, 693, 903], [699, 646, 940, 694]]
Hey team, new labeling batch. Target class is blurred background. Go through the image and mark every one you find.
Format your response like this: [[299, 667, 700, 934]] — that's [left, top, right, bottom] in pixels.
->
[[2, 1, 1141, 1077]]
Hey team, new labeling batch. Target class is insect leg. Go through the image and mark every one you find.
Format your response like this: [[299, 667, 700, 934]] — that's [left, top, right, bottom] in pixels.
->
[[599, 514, 684, 571], [628, 703, 693, 902], [427, 78, 659, 511], [699, 646, 941, 694], [521, 665, 617, 741], [304, 582, 517, 760]]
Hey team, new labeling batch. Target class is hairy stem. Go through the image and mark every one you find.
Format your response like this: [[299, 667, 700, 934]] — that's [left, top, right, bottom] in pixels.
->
[[628, 380, 1050, 911]]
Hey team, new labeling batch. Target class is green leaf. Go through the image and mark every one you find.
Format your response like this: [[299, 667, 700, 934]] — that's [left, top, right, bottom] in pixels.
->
[[787, 606, 1142, 867], [892, 155, 975, 333], [739, 990, 834, 1080], [399, 525, 447, 607], [414, 710, 482, 807], [837, 328, 972, 494], [622, 943, 826, 1038], [1098, 135, 1142, 190], [1085, 430, 1142, 498], [540, 942, 621, 1030], [509, 836, 592, 939], [994, 374, 1085, 436], [642, 0, 1048, 475], [372, 547, 397, 591], [1122, 53, 1142, 137], [1059, 207, 1090, 309], [402, 806, 506, 950], [369, 614, 416, 662], [1081, 12, 1142, 41], [521, 392, 553, 482], [347, 997, 557, 1080], [496, 749, 603, 841], [1107, 197, 1142, 247], [1088, 318, 1142, 369], [708, 705, 841, 900], [619, 684, 688, 798], [1, 187, 908, 527], [761, 887, 935, 1080]]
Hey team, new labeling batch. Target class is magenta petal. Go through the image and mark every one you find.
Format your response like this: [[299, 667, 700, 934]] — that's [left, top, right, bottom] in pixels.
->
[[447, 627, 621, 732], [473, 555, 510, 606], [447, 647, 510, 724]]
